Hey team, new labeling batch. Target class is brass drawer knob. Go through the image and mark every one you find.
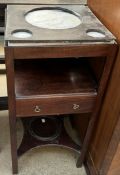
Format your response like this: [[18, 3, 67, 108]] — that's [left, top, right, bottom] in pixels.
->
[[34, 105, 41, 113], [73, 104, 80, 110]]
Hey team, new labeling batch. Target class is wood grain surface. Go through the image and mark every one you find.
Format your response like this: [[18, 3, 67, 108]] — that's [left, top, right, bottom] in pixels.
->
[[85, 1, 120, 175], [15, 59, 97, 117], [3, 1, 118, 174]]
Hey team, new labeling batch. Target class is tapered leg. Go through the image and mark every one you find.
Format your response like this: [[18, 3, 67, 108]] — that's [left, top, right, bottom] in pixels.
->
[[76, 116, 95, 167], [9, 116, 18, 174], [5, 48, 18, 174], [76, 47, 117, 167]]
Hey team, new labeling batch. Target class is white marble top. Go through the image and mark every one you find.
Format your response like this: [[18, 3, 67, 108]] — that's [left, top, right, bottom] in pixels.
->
[[5, 5, 115, 44], [25, 9, 81, 29], [0, 0, 87, 4]]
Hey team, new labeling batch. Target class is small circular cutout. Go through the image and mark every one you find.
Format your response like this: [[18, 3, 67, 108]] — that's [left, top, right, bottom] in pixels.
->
[[12, 29, 32, 38], [28, 117, 62, 141], [25, 7, 81, 29], [86, 29, 105, 38]]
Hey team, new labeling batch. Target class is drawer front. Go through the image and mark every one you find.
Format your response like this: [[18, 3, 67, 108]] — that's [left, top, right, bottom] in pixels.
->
[[16, 96, 96, 117]]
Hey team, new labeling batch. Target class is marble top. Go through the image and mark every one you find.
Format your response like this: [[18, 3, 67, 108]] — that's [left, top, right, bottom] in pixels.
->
[[5, 5, 115, 45], [0, 0, 87, 5], [25, 9, 82, 29]]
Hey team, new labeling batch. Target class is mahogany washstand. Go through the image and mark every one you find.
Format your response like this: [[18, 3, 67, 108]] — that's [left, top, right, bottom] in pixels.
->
[[5, 4, 117, 174]]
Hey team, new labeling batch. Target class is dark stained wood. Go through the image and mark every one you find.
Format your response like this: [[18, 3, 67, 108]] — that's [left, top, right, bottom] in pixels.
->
[[88, 58, 105, 82], [5, 43, 117, 173], [87, 49, 120, 175], [17, 117, 81, 157], [71, 114, 90, 142], [13, 45, 112, 59], [72, 59, 106, 146], [82, 1, 120, 175], [5, 4, 117, 173], [15, 59, 97, 97], [71, 58, 106, 143], [16, 97, 96, 117], [5, 47, 18, 174], [76, 45, 118, 167], [1, 1, 119, 174], [15, 59, 97, 116]]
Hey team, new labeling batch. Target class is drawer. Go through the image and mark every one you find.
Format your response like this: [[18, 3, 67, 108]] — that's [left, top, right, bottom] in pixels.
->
[[16, 95, 96, 117]]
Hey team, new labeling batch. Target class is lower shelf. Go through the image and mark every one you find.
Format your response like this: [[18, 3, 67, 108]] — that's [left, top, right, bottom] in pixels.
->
[[17, 116, 81, 157]]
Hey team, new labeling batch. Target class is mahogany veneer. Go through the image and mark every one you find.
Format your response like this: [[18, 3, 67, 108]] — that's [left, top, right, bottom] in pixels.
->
[[15, 59, 97, 116], [17, 116, 81, 158], [5, 4, 117, 174]]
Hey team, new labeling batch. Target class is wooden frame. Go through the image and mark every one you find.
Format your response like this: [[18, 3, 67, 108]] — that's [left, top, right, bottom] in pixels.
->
[[86, 49, 120, 175], [5, 43, 117, 174], [0, 1, 119, 174], [84, 1, 120, 174]]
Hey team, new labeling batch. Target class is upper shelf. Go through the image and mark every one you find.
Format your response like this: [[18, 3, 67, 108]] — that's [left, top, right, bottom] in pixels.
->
[[5, 5, 115, 45], [15, 58, 97, 99]]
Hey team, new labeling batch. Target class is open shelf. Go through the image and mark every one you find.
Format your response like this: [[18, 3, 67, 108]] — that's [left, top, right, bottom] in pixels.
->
[[15, 58, 97, 97], [15, 58, 98, 116]]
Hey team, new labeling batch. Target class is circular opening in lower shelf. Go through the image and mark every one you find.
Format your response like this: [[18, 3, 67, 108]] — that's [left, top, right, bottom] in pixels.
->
[[25, 7, 81, 29], [28, 117, 62, 141], [86, 29, 105, 38], [11, 29, 32, 38]]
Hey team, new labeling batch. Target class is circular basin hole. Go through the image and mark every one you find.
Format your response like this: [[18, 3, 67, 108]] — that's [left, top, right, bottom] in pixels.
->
[[12, 29, 32, 38], [28, 117, 62, 141], [25, 7, 81, 29], [86, 29, 105, 38]]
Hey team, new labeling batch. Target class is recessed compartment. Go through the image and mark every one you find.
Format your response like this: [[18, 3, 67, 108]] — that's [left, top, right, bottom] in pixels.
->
[[14, 58, 98, 117]]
